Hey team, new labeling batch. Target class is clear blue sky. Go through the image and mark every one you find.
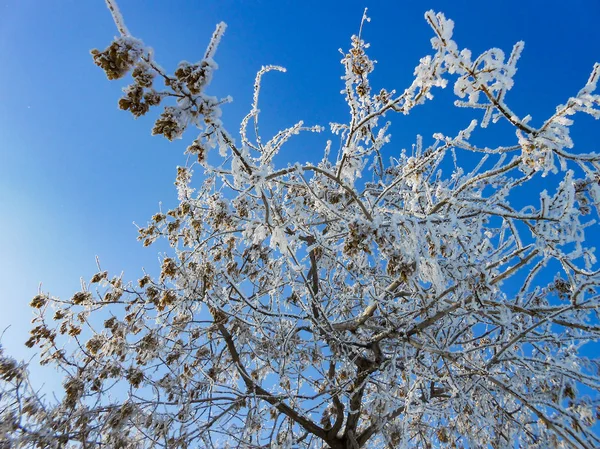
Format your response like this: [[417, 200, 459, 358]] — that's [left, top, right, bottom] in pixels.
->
[[1, 0, 599, 389]]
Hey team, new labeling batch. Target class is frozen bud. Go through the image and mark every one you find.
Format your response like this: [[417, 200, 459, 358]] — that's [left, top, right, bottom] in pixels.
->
[[152, 107, 186, 141], [30, 294, 47, 309], [175, 60, 211, 94], [186, 140, 207, 163], [119, 84, 149, 117], [90, 271, 108, 283], [126, 367, 144, 388], [91, 37, 144, 80], [0, 356, 22, 382], [132, 63, 154, 87], [71, 291, 92, 305], [143, 90, 162, 106]]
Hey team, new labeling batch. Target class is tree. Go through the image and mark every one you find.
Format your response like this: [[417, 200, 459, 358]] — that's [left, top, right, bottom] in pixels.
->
[[2, 1, 600, 448]]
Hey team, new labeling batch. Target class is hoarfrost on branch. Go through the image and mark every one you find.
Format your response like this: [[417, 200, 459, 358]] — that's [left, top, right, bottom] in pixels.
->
[[3, 2, 600, 448]]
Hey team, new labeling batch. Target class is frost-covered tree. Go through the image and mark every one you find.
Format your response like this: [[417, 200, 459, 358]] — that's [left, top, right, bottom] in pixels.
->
[[3, 1, 600, 448]]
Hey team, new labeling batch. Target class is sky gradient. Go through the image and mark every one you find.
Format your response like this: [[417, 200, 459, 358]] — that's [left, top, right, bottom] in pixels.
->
[[1, 0, 599, 390]]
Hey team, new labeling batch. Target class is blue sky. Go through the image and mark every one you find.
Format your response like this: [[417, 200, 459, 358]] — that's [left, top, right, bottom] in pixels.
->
[[1, 0, 599, 390]]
